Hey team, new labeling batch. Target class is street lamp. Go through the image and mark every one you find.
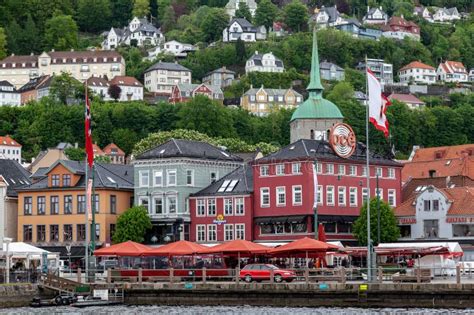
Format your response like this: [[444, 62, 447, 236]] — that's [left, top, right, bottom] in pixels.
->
[[4, 237, 12, 284]]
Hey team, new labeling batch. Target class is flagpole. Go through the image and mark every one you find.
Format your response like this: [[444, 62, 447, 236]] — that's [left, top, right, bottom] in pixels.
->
[[84, 82, 89, 281], [365, 55, 372, 283]]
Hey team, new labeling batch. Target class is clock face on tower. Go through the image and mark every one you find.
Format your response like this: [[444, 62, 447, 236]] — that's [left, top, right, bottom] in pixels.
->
[[329, 123, 357, 159]]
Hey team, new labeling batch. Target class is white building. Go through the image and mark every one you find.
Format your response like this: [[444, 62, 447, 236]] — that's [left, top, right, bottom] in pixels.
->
[[309, 5, 345, 28], [87, 76, 111, 101], [109, 76, 144, 101], [437, 61, 468, 83], [363, 6, 388, 25], [245, 51, 284, 74], [0, 81, 21, 106], [225, 0, 257, 19], [469, 69, 474, 82], [432, 7, 461, 23], [413, 6, 433, 22], [223, 18, 266, 42], [102, 17, 164, 50], [147, 40, 197, 60], [356, 58, 393, 85], [399, 61, 437, 85], [144, 61, 192, 95], [0, 135, 21, 162], [202, 67, 236, 89]]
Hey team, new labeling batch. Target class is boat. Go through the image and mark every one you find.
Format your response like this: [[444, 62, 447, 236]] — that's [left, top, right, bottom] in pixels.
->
[[30, 294, 77, 307]]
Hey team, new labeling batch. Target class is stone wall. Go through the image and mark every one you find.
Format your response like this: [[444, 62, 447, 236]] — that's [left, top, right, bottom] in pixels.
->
[[0, 284, 38, 308]]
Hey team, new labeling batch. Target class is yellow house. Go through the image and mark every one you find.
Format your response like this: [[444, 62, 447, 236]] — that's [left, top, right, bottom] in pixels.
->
[[240, 86, 303, 116]]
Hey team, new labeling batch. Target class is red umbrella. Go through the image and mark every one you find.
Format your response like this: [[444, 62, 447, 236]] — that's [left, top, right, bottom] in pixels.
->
[[198, 239, 269, 255], [94, 240, 151, 257], [269, 237, 338, 257], [143, 240, 208, 257], [318, 224, 327, 242]]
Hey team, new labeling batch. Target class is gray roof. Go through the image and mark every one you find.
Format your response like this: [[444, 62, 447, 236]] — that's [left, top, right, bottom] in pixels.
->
[[320, 61, 344, 71], [145, 61, 191, 73], [56, 142, 73, 150], [176, 83, 223, 95], [248, 52, 284, 68], [136, 139, 244, 162], [230, 18, 256, 31], [134, 23, 159, 34], [0, 159, 31, 197], [17, 75, 50, 93], [191, 164, 253, 197], [243, 87, 302, 100], [204, 67, 236, 77], [257, 139, 401, 166], [354, 91, 367, 100], [0, 80, 14, 88], [312, 6, 340, 23]]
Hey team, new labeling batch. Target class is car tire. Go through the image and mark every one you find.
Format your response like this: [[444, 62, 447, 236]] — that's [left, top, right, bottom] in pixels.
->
[[244, 274, 252, 283], [274, 274, 283, 283], [54, 296, 62, 305]]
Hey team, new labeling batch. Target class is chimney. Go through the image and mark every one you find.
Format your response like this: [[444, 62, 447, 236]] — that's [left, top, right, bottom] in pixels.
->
[[255, 50, 258, 55], [30, 52, 34, 56], [75, 142, 78, 148], [51, 49, 55, 52], [71, 48, 74, 52], [367, 6, 369, 13]]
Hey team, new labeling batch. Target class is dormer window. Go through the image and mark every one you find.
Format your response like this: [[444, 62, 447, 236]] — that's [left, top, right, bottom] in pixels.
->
[[435, 151, 444, 159], [429, 170, 436, 178], [51, 174, 60, 187], [63, 174, 71, 187]]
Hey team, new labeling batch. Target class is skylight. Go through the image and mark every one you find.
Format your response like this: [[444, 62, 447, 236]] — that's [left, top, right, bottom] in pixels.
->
[[159, 149, 165, 154], [221, 151, 230, 157], [218, 180, 231, 192], [107, 176, 116, 183], [225, 180, 239, 192], [445, 160, 451, 165]]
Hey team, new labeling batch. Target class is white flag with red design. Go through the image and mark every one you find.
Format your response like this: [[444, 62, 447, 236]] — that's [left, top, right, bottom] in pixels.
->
[[367, 69, 391, 138]]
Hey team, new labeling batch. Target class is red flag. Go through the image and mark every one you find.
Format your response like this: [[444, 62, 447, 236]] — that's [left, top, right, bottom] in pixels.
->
[[85, 85, 94, 167], [367, 68, 391, 138]]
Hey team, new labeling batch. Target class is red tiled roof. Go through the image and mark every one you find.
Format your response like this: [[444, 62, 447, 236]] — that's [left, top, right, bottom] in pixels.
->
[[93, 143, 104, 155], [412, 144, 474, 162], [102, 143, 125, 156], [439, 61, 467, 74], [0, 135, 22, 147], [394, 195, 416, 216], [389, 93, 425, 104], [87, 76, 109, 87], [109, 76, 143, 87], [399, 61, 435, 71]]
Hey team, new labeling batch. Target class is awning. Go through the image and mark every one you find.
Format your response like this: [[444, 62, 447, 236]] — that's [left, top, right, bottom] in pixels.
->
[[39, 246, 85, 258], [254, 215, 307, 225], [317, 215, 358, 223]]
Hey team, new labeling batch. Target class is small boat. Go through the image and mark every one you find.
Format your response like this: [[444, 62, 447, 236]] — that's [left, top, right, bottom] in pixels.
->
[[30, 294, 77, 307], [71, 289, 123, 308], [71, 298, 123, 308]]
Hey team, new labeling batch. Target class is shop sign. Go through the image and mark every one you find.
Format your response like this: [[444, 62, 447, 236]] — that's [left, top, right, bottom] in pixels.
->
[[398, 218, 416, 225], [329, 123, 357, 159], [213, 214, 227, 225], [446, 217, 474, 223]]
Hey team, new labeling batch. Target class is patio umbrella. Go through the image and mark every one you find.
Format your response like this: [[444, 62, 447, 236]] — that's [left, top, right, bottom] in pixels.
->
[[143, 240, 208, 257], [318, 224, 327, 242], [269, 237, 338, 257], [94, 241, 151, 257]]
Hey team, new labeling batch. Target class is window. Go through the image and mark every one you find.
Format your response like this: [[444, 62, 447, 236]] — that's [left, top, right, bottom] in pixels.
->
[[224, 224, 234, 241], [23, 225, 33, 242], [77, 224, 86, 241], [139, 196, 150, 213], [349, 165, 357, 176], [235, 224, 245, 240], [51, 174, 60, 187], [276, 187, 286, 206], [326, 186, 335, 206], [207, 225, 217, 242], [77, 195, 85, 214], [110, 224, 116, 242], [186, 170, 194, 186], [64, 225, 73, 241], [197, 225, 206, 242], [93, 194, 99, 213], [196, 199, 205, 216], [139, 170, 149, 187], [453, 224, 474, 237], [317, 185, 323, 205], [50, 225, 59, 242], [167, 170, 177, 186], [276, 164, 285, 175], [260, 165, 269, 176], [153, 196, 163, 214], [207, 199, 216, 216], [337, 222, 352, 234], [326, 164, 334, 174], [316, 162, 322, 174], [94, 224, 100, 241], [362, 166, 367, 177], [62, 174, 71, 187], [235, 197, 244, 215], [110, 195, 117, 214], [338, 187, 346, 206], [338, 165, 346, 175], [423, 220, 438, 238], [24, 197, 32, 215], [210, 172, 218, 183], [37, 225, 46, 242], [50, 196, 59, 214], [349, 187, 358, 207], [376, 167, 383, 177], [153, 170, 163, 186], [292, 185, 302, 205], [224, 198, 233, 215], [388, 168, 395, 179], [423, 200, 430, 211], [64, 195, 73, 214], [362, 188, 368, 203], [167, 196, 177, 214], [388, 190, 396, 207], [261, 188, 270, 207], [433, 199, 439, 211], [292, 163, 301, 174]]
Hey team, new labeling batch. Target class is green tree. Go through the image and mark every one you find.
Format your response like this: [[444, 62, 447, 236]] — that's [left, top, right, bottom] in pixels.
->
[[200, 8, 229, 42], [353, 198, 400, 246], [0, 28, 6, 60], [95, 155, 112, 163], [235, 37, 246, 62], [112, 206, 152, 243], [161, 5, 176, 32], [235, 2, 252, 22], [111, 0, 134, 26], [77, 0, 112, 32], [283, 0, 308, 32], [64, 147, 86, 161], [44, 14, 78, 51], [327, 81, 355, 104], [5, 20, 22, 54], [254, 0, 278, 32], [21, 14, 41, 54], [49, 72, 84, 104], [133, 0, 150, 17]]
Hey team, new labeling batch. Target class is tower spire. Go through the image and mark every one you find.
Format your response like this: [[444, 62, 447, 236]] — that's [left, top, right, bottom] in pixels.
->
[[307, 26, 324, 98]]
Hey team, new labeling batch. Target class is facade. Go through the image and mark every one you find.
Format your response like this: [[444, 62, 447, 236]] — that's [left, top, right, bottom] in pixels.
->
[[202, 67, 236, 89], [363, 7, 388, 25], [169, 83, 224, 104], [102, 17, 164, 50], [413, 6, 433, 22], [309, 6, 345, 28], [356, 58, 393, 85], [17, 75, 51, 104], [102, 143, 126, 164], [133, 139, 243, 244], [0, 159, 31, 243], [240, 86, 303, 116], [29, 143, 72, 174], [109, 76, 144, 101], [0, 135, 22, 162], [223, 18, 266, 42], [0, 80, 21, 106], [399, 61, 437, 85], [320, 61, 345, 81], [245, 52, 284, 74], [469, 69, 474, 82], [87, 76, 111, 101], [335, 19, 382, 40], [144, 61, 192, 96], [16, 160, 134, 256], [432, 7, 461, 23], [388, 93, 425, 109], [0, 51, 125, 88], [189, 165, 253, 243], [381, 16, 420, 41], [225, 0, 257, 19], [437, 61, 468, 83]]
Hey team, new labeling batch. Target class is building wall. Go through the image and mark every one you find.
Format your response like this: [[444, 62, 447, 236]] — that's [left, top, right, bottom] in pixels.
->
[[0, 92, 21, 106], [30, 149, 68, 173], [290, 118, 342, 143], [0, 144, 21, 162], [20, 89, 38, 105], [144, 69, 191, 95], [399, 68, 437, 85], [0, 184, 17, 242]]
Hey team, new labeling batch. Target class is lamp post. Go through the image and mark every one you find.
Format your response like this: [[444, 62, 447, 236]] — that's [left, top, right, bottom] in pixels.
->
[[376, 174, 381, 245], [312, 159, 318, 240], [4, 237, 12, 284]]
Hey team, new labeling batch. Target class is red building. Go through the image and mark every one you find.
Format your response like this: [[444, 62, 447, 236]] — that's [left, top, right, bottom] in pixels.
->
[[169, 83, 224, 104], [189, 165, 253, 243]]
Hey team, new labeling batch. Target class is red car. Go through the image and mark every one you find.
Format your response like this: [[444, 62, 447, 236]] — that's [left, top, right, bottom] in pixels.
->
[[240, 264, 296, 283]]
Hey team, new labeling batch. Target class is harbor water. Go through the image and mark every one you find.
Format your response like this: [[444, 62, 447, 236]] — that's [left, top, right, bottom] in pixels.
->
[[1, 306, 473, 315]]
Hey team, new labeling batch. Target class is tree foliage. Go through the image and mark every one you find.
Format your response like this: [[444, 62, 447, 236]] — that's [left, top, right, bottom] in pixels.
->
[[284, 0, 308, 32], [133, 0, 151, 17], [49, 72, 84, 104], [77, 0, 112, 32], [255, 0, 279, 32], [44, 14, 78, 51], [235, 2, 252, 22], [0, 28, 6, 60], [64, 147, 85, 161], [200, 7, 229, 42], [112, 206, 152, 244]]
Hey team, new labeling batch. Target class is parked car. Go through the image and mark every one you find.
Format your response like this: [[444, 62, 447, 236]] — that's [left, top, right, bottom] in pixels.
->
[[239, 264, 296, 283]]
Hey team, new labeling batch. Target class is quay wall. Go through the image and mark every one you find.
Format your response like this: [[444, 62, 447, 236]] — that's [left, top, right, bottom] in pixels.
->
[[0, 284, 38, 308]]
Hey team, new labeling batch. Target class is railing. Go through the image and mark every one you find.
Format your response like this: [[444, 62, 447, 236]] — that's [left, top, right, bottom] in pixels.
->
[[0, 269, 40, 284]]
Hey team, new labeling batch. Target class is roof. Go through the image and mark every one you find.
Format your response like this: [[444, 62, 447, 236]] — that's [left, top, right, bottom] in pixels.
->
[[0, 80, 14, 88], [204, 67, 236, 77], [102, 143, 125, 156], [291, 97, 343, 120], [0, 54, 37, 68], [257, 139, 401, 166], [87, 76, 109, 87], [47, 50, 123, 63], [320, 61, 344, 71], [176, 83, 223, 95], [0, 159, 31, 197], [389, 93, 425, 105], [248, 52, 284, 68], [136, 139, 244, 162], [439, 61, 467, 74], [110, 76, 143, 87], [399, 61, 435, 72], [191, 164, 253, 197], [225, 0, 257, 10], [243, 87, 302, 99], [93, 143, 104, 155], [56, 142, 73, 150], [230, 18, 256, 30], [144, 61, 191, 73], [0, 135, 21, 147], [411, 144, 474, 162], [364, 7, 387, 19], [17, 76, 51, 92], [36, 75, 54, 90]]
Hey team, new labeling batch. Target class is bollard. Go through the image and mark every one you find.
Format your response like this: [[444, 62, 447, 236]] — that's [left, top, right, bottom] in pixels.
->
[[378, 266, 383, 283], [202, 268, 206, 284], [77, 268, 82, 283], [456, 265, 461, 285], [107, 268, 112, 283], [169, 268, 174, 283], [341, 267, 346, 285], [138, 268, 143, 284], [270, 268, 274, 284], [235, 268, 240, 284], [304, 268, 309, 284], [416, 267, 421, 283]]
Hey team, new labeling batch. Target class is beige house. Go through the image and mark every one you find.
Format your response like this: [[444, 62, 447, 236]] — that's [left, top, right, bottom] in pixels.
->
[[29, 143, 73, 174], [240, 86, 303, 116], [144, 61, 191, 96], [0, 50, 126, 88]]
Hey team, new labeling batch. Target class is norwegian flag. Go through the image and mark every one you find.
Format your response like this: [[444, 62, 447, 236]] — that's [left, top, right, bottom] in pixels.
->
[[85, 85, 94, 167]]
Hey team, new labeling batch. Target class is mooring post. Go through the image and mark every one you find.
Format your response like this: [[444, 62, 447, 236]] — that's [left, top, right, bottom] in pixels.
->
[[304, 268, 309, 284], [341, 267, 346, 285], [270, 268, 274, 284], [169, 268, 174, 283], [77, 268, 82, 283], [138, 268, 143, 284], [202, 268, 206, 284], [107, 268, 112, 283], [456, 265, 461, 285], [235, 268, 240, 284], [378, 266, 383, 283]]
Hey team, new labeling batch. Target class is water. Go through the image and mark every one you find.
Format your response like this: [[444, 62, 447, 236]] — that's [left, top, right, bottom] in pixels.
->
[[1, 306, 473, 315]]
